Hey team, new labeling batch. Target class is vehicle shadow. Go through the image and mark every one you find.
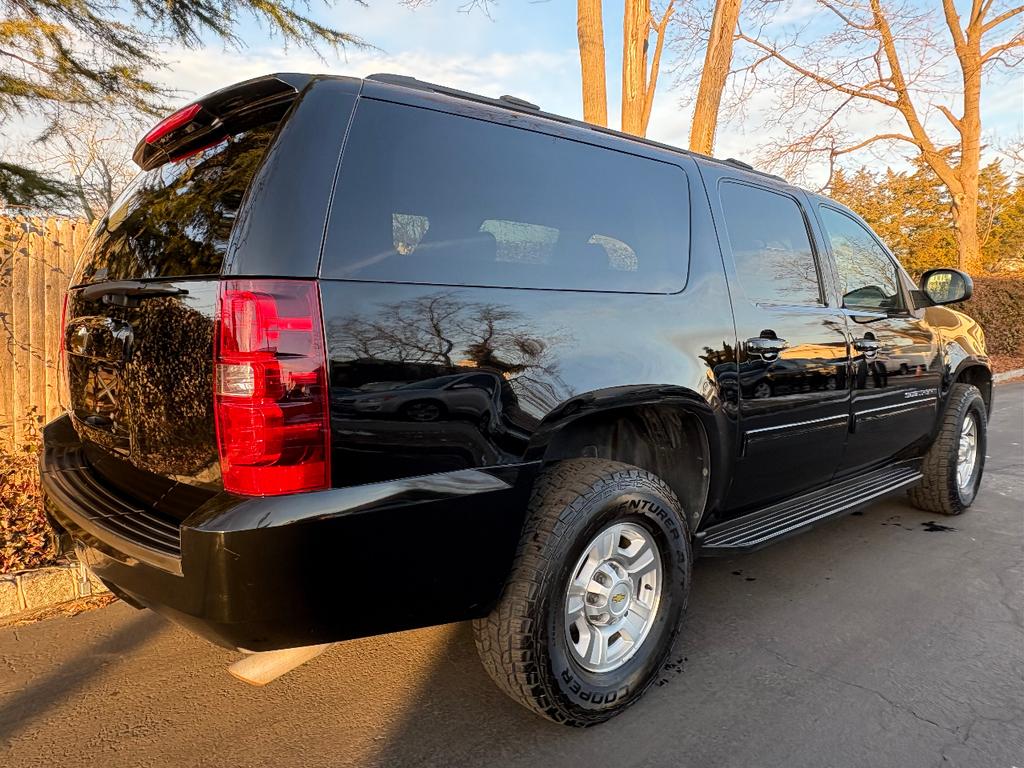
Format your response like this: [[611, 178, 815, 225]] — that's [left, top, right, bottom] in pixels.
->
[[331, 496, 976, 768], [338, 553, 819, 768], [3, 493, 991, 767]]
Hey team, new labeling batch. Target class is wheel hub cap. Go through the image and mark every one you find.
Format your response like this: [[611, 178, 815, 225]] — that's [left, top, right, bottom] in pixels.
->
[[564, 521, 663, 674], [957, 413, 979, 492]]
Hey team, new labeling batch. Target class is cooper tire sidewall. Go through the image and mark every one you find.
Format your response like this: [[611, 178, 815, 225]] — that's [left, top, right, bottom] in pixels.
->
[[953, 394, 987, 508], [541, 487, 691, 720]]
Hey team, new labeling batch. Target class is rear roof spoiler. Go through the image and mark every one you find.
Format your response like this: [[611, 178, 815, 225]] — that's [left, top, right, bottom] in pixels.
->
[[132, 73, 313, 170]]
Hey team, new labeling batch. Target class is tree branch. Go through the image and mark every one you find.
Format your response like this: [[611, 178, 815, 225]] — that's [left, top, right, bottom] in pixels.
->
[[736, 32, 899, 108], [641, 0, 675, 133], [832, 133, 919, 155], [937, 104, 963, 132], [868, 0, 959, 190], [819, 1, 873, 31], [981, 37, 1024, 62], [982, 5, 1024, 33], [940, 0, 967, 50], [968, 0, 984, 26]]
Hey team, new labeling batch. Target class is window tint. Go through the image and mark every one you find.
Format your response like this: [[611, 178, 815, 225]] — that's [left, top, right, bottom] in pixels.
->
[[481, 220, 559, 264], [820, 207, 903, 312], [323, 100, 689, 292], [74, 120, 282, 284], [588, 234, 638, 271], [719, 183, 822, 306], [393, 214, 429, 255]]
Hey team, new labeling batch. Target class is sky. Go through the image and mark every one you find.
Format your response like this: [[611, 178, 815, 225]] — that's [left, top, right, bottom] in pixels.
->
[[8, 0, 1024, 186]]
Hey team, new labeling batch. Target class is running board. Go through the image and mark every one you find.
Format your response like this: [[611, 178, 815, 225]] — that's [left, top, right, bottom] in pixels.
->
[[699, 463, 923, 555]]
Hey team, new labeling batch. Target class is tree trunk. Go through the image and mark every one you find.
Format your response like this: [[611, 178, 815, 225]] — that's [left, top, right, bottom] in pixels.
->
[[689, 0, 742, 155], [954, 28, 983, 274], [621, 0, 651, 136], [951, 193, 983, 273], [577, 0, 608, 127]]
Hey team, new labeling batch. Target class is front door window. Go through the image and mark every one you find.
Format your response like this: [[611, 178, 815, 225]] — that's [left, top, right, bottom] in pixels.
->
[[819, 207, 903, 314]]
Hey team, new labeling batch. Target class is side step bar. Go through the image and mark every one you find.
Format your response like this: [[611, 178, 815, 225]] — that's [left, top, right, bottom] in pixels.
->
[[699, 463, 923, 555]]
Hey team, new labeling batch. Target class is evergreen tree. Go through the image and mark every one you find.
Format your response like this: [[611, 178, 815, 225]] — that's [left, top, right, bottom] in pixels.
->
[[829, 159, 1023, 275], [1, 0, 365, 207]]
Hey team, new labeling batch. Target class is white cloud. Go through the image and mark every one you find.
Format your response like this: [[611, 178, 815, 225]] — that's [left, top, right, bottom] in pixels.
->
[[153, 44, 581, 117]]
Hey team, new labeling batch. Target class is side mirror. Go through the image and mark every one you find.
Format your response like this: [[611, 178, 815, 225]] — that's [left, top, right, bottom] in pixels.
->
[[920, 269, 973, 306]]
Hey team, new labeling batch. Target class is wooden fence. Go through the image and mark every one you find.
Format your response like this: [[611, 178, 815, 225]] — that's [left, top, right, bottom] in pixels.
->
[[0, 215, 90, 449]]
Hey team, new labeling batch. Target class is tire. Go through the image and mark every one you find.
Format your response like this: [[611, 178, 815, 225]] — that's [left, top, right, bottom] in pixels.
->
[[908, 383, 987, 515], [473, 459, 692, 726]]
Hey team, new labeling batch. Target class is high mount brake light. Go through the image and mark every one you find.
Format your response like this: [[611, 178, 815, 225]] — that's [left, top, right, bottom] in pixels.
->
[[214, 279, 331, 496], [144, 103, 202, 145]]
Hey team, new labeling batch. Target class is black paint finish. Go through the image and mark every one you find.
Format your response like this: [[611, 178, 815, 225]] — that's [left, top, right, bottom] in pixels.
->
[[41, 73, 992, 652], [223, 78, 359, 279]]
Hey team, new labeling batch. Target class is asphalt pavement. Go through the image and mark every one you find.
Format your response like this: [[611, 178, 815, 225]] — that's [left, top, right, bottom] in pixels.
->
[[2, 382, 1022, 768]]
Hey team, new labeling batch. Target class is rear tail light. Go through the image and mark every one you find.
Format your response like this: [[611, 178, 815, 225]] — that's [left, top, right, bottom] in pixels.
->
[[214, 279, 331, 496]]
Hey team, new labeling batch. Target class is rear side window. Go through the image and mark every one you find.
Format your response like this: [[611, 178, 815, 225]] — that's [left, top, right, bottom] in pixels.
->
[[322, 99, 689, 292], [719, 182, 822, 306], [73, 121, 281, 284]]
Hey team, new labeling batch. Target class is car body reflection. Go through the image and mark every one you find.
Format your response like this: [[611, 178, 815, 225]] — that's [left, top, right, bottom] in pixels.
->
[[334, 372, 502, 425], [715, 342, 848, 406]]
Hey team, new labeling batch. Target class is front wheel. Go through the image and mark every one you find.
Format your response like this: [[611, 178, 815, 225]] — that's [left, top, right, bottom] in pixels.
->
[[473, 459, 692, 726], [908, 383, 987, 515]]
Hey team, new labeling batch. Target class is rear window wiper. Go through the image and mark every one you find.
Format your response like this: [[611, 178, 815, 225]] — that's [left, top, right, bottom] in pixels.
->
[[79, 281, 189, 306]]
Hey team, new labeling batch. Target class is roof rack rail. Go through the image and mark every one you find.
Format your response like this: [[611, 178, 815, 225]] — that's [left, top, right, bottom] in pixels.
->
[[724, 157, 755, 171], [363, 73, 791, 185], [498, 94, 540, 110], [366, 73, 542, 116]]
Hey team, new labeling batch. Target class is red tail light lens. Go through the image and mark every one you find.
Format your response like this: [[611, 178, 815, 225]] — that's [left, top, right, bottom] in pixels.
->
[[214, 279, 331, 496]]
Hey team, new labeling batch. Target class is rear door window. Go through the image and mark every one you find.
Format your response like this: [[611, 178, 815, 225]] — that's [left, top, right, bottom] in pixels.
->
[[322, 99, 689, 293], [719, 181, 823, 307]]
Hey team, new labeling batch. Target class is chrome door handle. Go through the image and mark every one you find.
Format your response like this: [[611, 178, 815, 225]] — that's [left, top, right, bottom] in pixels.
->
[[747, 336, 788, 360], [853, 338, 881, 352]]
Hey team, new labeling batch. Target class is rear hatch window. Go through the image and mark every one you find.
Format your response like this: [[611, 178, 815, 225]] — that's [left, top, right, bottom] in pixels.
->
[[74, 121, 281, 285]]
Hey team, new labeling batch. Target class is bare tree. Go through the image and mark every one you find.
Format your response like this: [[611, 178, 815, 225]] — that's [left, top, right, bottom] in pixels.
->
[[577, 0, 609, 126], [688, 0, 743, 154], [405, 0, 674, 137], [576, 0, 675, 136], [23, 110, 143, 222], [621, 0, 676, 135], [733, 0, 1024, 274]]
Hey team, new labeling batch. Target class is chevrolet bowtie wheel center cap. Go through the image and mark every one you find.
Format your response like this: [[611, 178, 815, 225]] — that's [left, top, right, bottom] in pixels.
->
[[564, 522, 663, 674]]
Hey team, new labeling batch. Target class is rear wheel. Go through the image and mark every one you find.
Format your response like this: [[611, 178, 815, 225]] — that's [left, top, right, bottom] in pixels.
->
[[908, 383, 987, 515], [473, 459, 692, 726]]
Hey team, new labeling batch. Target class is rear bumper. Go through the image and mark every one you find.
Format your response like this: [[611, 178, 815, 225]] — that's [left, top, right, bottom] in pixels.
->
[[41, 415, 533, 651]]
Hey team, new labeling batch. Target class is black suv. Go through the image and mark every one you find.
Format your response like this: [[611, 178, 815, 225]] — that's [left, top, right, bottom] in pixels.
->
[[41, 73, 992, 726]]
